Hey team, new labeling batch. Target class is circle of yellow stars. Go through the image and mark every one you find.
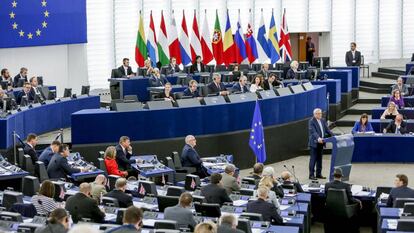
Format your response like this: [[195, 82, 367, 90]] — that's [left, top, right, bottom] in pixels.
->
[[10, 0, 49, 40]]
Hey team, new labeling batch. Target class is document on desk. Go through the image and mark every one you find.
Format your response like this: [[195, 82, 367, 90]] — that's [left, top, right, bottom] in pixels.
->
[[105, 213, 117, 222], [143, 219, 156, 227], [279, 205, 290, 210], [351, 185, 363, 195], [133, 201, 157, 210], [233, 200, 248, 207], [387, 219, 398, 229]]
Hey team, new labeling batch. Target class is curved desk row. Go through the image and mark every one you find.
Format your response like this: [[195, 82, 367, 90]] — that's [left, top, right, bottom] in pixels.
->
[[372, 107, 414, 119], [0, 96, 100, 149]]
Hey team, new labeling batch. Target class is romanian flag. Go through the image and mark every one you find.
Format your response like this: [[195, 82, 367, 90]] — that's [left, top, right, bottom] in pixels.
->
[[223, 10, 235, 65], [135, 11, 147, 67]]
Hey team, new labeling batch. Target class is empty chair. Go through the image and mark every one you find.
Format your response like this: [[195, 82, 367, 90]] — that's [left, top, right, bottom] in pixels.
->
[[395, 198, 414, 208], [51, 181, 66, 202], [397, 219, 414, 231], [241, 177, 256, 185], [172, 152, 196, 174], [22, 176, 40, 196], [154, 220, 179, 230], [97, 158, 108, 175], [102, 197, 120, 207], [98, 151, 105, 158], [115, 208, 126, 224], [22, 155, 35, 175], [194, 203, 221, 217], [403, 203, 414, 216], [166, 186, 185, 197], [81, 85, 90, 95], [185, 174, 201, 191], [165, 156, 186, 183], [124, 95, 139, 102], [237, 218, 253, 233], [63, 88, 72, 98], [157, 195, 179, 212], [2, 191, 24, 210], [34, 161, 49, 182], [240, 212, 263, 221]]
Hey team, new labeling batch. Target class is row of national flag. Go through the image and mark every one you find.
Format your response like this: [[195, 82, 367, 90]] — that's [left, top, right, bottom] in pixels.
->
[[135, 9, 292, 68]]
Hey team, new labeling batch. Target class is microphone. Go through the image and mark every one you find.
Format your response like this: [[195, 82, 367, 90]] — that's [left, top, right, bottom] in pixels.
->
[[291, 165, 299, 184]]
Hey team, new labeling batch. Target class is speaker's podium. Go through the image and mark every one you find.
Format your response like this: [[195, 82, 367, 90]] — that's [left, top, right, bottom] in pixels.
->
[[324, 134, 355, 181]]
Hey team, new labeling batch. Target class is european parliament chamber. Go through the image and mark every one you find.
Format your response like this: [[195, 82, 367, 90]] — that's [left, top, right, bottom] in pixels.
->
[[0, 1, 414, 233]]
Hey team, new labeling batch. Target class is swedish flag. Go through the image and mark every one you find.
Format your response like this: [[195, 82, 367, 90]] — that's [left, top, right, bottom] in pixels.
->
[[267, 10, 281, 64]]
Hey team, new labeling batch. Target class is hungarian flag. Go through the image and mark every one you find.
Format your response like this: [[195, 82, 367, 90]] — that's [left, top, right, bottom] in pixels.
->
[[223, 10, 236, 66], [135, 11, 147, 67], [157, 11, 170, 66], [201, 10, 213, 64], [279, 8, 293, 62], [212, 10, 223, 65]]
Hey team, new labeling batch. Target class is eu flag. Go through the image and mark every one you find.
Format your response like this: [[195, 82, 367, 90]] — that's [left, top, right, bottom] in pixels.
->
[[0, 0, 87, 48], [249, 101, 267, 163]]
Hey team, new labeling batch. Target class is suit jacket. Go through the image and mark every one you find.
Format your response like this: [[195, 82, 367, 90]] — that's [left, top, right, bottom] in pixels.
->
[[23, 143, 38, 164], [200, 183, 232, 206], [286, 69, 296, 79], [207, 82, 227, 95], [13, 74, 27, 87], [118, 66, 133, 77], [345, 50, 362, 67], [263, 79, 280, 90], [387, 186, 414, 207], [29, 87, 46, 102], [38, 146, 54, 167], [283, 180, 304, 193], [104, 190, 133, 208], [167, 64, 181, 74], [190, 63, 205, 73], [149, 75, 168, 87], [391, 84, 409, 96], [65, 192, 105, 223], [16, 90, 34, 105], [115, 144, 134, 171], [351, 121, 374, 134], [385, 120, 408, 134], [217, 223, 244, 233], [221, 173, 240, 194], [246, 199, 283, 225], [308, 117, 333, 148], [257, 69, 270, 79], [324, 180, 358, 204], [47, 154, 80, 179], [232, 83, 249, 93], [164, 205, 197, 229], [181, 144, 202, 168], [183, 88, 200, 98]]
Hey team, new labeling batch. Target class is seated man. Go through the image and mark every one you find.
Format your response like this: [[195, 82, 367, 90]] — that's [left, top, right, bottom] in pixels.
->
[[384, 114, 408, 134], [221, 164, 240, 195], [387, 174, 414, 207], [286, 61, 299, 79], [167, 57, 181, 74], [47, 144, 86, 180], [29, 76, 46, 101], [104, 178, 133, 208], [24, 133, 39, 164], [16, 82, 34, 105], [264, 73, 282, 90], [107, 206, 143, 233], [217, 214, 244, 233], [280, 171, 304, 192], [65, 183, 105, 223], [164, 192, 197, 230], [1, 68, 13, 87], [232, 76, 249, 93], [13, 67, 28, 87], [391, 77, 409, 96], [200, 173, 232, 206], [247, 163, 264, 184], [118, 58, 135, 77], [183, 80, 201, 98], [246, 186, 283, 225], [181, 135, 207, 178], [38, 140, 61, 167], [207, 73, 228, 96], [257, 63, 270, 79], [325, 168, 361, 207], [149, 68, 168, 87], [115, 136, 139, 177]]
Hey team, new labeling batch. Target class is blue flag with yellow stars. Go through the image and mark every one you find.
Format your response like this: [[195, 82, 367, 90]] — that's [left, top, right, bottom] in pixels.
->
[[249, 100, 267, 163], [0, 0, 87, 48]]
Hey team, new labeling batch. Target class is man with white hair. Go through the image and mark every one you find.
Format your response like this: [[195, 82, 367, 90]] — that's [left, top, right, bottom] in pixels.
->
[[246, 187, 283, 225], [181, 135, 207, 178], [308, 108, 333, 180], [391, 77, 409, 96], [232, 76, 249, 93], [149, 67, 167, 87], [262, 166, 284, 198], [286, 60, 299, 79], [217, 214, 244, 233], [207, 73, 229, 96]]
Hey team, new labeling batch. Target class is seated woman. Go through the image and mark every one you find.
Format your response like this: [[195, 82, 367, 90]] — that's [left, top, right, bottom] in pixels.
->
[[183, 80, 200, 98], [144, 59, 154, 77], [35, 208, 69, 233], [157, 82, 176, 102], [32, 180, 59, 216], [104, 146, 128, 177], [255, 176, 281, 212], [190, 55, 205, 73], [381, 101, 399, 120], [231, 64, 241, 82], [352, 113, 374, 134], [249, 75, 264, 92], [390, 89, 405, 109], [286, 60, 299, 79]]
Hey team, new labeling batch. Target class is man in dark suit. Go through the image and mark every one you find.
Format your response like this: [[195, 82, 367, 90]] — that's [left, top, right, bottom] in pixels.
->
[[117, 58, 135, 77], [16, 82, 34, 105], [104, 178, 133, 208], [38, 140, 61, 167], [149, 68, 168, 87], [387, 174, 414, 207], [325, 168, 361, 206], [306, 36, 315, 64], [257, 63, 270, 79], [47, 144, 85, 180], [207, 73, 229, 96], [281, 171, 304, 193], [308, 108, 333, 180], [263, 74, 282, 90], [167, 57, 181, 74], [181, 135, 207, 178], [65, 182, 105, 223], [115, 136, 139, 177], [23, 133, 39, 164], [231, 76, 249, 93], [345, 42, 361, 67], [246, 186, 284, 225], [29, 77, 46, 102], [1, 68, 12, 87], [385, 114, 408, 134], [217, 214, 244, 233], [164, 192, 197, 230], [106, 206, 143, 233], [183, 80, 201, 98], [13, 67, 28, 87], [190, 55, 205, 73], [200, 173, 232, 206], [247, 163, 263, 183]]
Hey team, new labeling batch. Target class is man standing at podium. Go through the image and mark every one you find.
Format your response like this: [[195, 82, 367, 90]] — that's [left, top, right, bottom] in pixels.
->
[[308, 108, 333, 180]]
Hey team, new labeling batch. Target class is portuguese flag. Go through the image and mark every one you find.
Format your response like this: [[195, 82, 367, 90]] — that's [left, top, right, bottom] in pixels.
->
[[212, 10, 223, 65], [135, 11, 147, 67]]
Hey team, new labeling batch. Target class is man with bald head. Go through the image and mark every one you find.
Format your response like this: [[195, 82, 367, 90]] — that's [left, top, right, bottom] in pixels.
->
[[181, 135, 207, 178], [308, 108, 333, 180], [385, 114, 408, 134], [65, 182, 105, 223]]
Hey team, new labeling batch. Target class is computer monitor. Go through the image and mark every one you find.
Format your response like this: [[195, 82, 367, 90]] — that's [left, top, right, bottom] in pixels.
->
[[289, 85, 305, 94], [203, 95, 226, 105], [137, 180, 158, 198], [81, 86, 90, 95], [157, 195, 179, 212], [20, 96, 29, 107], [2, 97, 15, 112], [302, 82, 314, 91], [313, 57, 330, 69], [2, 191, 23, 210], [0, 212, 23, 222], [145, 100, 173, 110], [63, 88, 72, 98], [17, 78, 25, 88], [227, 92, 257, 103], [385, 115, 396, 120], [257, 90, 277, 99], [176, 98, 202, 107], [115, 102, 143, 112], [275, 87, 292, 96], [47, 90, 56, 100], [36, 76, 43, 86], [0, 81, 8, 90]]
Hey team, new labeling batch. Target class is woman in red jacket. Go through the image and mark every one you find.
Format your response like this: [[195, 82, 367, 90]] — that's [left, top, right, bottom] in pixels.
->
[[104, 146, 128, 177]]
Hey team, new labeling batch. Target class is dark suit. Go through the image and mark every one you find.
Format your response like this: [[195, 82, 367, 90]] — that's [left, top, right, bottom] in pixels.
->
[[306, 42, 315, 64], [29, 87, 45, 102], [246, 199, 283, 225], [183, 88, 200, 98], [387, 186, 414, 207], [325, 180, 358, 204], [180, 144, 207, 177], [47, 153, 80, 180], [38, 146, 54, 167], [207, 82, 227, 95], [385, 120, 408, 134], [286, 69, 296, 79], [345, 50, 362, 67], [232, 83, 249, 93], [104, 190, 133, 208], [263, 79, 281, 90], [157, 92, 176, 101], [115, 144, 134, 171], [232, 71, 241, 82], [308, 117, 333, 177], [190, 63, 205, 73], [65, 192, 105, 223], [23, 143, 38, 164], [200, 183, 232, 206], [13, 74, 27, 87], [149, 75, 168, 87], [217, 223, 244, 233], [257, 69, 270, 79], [16, 90, 34, 105], [117, 66, 133, 77], [283, 180, 304, 193], [167, 64, 181, 74]]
